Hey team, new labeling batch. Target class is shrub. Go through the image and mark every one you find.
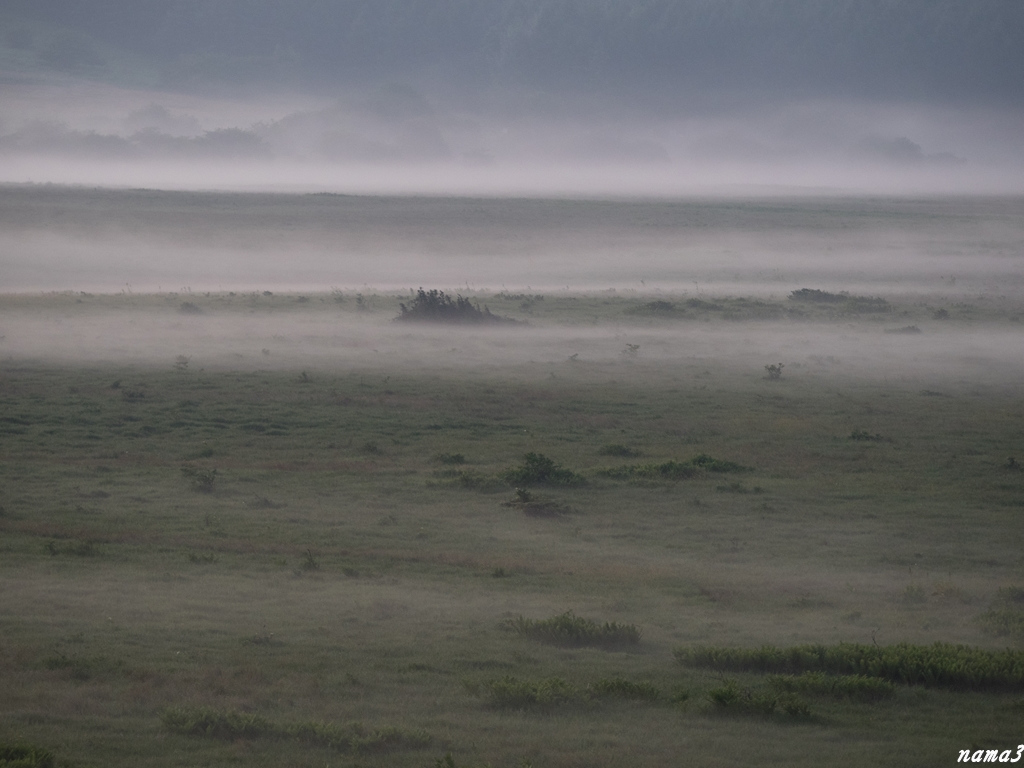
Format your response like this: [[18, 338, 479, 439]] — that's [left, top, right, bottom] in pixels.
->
[[764, 363, 784, 380], [502, 611, 640, 649], [396, 289, 516, 325], [501, 453, 584, 486]]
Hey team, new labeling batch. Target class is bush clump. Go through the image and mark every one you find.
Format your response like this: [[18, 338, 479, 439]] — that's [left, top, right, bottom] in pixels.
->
[[674, 642, 1024, 691], [501, 453, 584, 486], [502, 611, 640, 649], [161, 707, 431, 754], [396, 289, 515, 325]]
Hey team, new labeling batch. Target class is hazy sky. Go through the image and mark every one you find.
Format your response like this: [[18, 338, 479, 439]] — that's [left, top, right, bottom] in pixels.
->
[[1, 0, 1023, 194]]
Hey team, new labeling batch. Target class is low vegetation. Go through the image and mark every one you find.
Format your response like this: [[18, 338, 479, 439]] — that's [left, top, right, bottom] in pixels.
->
[[674, 642, 1024, 691], [500, 488, 570, 517], [476, 676, 660, 710], [599, 454, 748, 481], [161, 707, 431, 754], [789, 288, 889, 312], [502, 611, 641, 648], [706, 679, 810, 718], [0, 742, 56, 768], [765, 672, 897, 701]]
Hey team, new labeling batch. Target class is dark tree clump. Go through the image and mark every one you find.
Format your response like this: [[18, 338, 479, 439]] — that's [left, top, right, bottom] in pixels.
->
[[396, 289, 516, 325]]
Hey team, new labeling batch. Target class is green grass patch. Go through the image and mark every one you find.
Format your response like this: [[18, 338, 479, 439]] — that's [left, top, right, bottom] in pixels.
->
[[480, 676, 578, 710], [766, 672, 896, 701], [978, 586, 1024, 640], [161, 707, 431, 754], [478, 676, 660, 710], [706, 680, 811, 718], [674, 642, 1024, 691], [0, 742, 56, 768], [588, 677, 661, 702]]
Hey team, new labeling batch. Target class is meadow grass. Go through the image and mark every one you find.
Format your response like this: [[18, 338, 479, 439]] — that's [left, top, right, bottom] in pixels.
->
[[1, 290, 1023, 766]]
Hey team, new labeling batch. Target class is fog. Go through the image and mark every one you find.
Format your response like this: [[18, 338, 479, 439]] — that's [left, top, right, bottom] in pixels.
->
[[1, 1, 1023, 384], [1, 1, 1023, 195], [2, 188, 1022, 293], [5, 293, 1024, 395]]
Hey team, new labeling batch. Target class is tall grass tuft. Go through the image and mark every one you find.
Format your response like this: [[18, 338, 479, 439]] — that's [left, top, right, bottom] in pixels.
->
[[502, 611, 640, 649], [674, 642, 1024, 691]]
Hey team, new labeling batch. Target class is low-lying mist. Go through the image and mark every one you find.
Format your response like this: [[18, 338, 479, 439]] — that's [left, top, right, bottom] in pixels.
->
[[3, 292, 1024, 392], [2, 187, 1022, 388], [2, 187, 1023, 295], [1, 79, 1023, 196]]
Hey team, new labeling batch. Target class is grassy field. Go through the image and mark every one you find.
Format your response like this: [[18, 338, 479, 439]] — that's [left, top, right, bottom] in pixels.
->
[[1, 289, 1023, 767]]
